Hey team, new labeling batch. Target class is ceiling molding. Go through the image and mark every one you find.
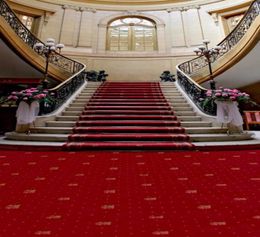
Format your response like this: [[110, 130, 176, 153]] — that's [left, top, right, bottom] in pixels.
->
[[38, 0, 224, 11]]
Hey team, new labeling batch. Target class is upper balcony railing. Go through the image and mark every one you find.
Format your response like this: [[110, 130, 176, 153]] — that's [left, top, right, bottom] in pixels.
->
[[177, 0, 260, 116], [0, 0, 86, 114]]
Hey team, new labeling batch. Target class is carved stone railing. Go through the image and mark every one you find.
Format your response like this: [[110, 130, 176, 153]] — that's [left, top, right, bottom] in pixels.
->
[[0, 0, 86, 114], [177, 0, 260, 116]]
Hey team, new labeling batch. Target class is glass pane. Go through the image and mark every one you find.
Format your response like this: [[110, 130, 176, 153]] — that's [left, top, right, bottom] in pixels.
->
[[110, 19, 122, 26], [108, 17, 157, 51], [122, 17, 142, 24], [20, 15, 34, 30]]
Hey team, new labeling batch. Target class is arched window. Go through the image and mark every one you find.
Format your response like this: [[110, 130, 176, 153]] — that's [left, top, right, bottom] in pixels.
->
[[107, 17, 157, 51]]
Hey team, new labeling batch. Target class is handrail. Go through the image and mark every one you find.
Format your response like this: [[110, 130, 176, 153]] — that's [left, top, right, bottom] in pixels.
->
[[0, 0, 85, 74], [177, 0, 260, 116], [0, 0, 86, 114], [178, 0, 260, 76]]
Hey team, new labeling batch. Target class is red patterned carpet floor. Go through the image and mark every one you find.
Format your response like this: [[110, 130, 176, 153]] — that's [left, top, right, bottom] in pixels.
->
[[0, 149, 260, 237]]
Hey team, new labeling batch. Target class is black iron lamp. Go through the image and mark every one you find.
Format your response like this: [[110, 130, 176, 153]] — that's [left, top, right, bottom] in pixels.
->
[[194, 39, 222, 90], [34, 38, 64, 88]]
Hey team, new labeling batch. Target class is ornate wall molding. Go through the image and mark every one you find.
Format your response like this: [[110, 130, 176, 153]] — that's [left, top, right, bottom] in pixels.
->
[[166, 5, 201, 13]]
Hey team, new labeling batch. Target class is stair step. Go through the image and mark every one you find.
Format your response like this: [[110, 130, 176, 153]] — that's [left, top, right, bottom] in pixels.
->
[[48, 120, 211, 128], [72, 126, 186, 133], [86, 102, 169, 106], [185, 127, 228, 134], [170, 107, 193, 111], [85, 106, 172, 110], [63, 111, 83, 116], [56, 115, 202, 122], [64, 141, 194, 150], [31, 127, 72, 134], [190, 133, 253, 142], [167, 99, 187, 102], [66, 107, 84, 112], [74, 99, 92, 103], [68, 133, 190, 142], [31, 126, 228, 135], [168, 103, 190, 107], [46, 121, 75, 127], [89, 99, 167, 102], [78, 115, 178, 120], [177, 116, 202, 121], [5, 132, 67, 142], [56, 116, 79, 121], [82, 110, 175, 115], [69, 103, 87, 107], [63, 110, 196, 116], [76, 96, 93, 99], [175, 111, 196, 116], [181, 122, 212, 127]]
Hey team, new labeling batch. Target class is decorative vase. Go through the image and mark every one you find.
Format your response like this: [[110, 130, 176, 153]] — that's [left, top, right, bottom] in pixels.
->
[[15, 101, 39, 133], [215, 100, 244, 133]]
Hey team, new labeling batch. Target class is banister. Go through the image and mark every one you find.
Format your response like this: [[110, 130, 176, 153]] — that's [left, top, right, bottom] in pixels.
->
[[0, 0, 86, 115], [176, 0, 260, 116]]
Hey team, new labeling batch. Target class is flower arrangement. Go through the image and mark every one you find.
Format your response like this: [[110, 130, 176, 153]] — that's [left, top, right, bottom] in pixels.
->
[[201, 87, 251, 109], [7, 87, 52, 105], [205, 87, 250, 102]]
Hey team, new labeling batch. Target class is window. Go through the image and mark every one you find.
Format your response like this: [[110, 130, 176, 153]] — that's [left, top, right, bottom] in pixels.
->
[[107, 17, 157, 51], [19, 15, 34, 31]]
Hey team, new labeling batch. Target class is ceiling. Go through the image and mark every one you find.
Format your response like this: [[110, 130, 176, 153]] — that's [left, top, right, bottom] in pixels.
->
[[71, 0, 191, 5]]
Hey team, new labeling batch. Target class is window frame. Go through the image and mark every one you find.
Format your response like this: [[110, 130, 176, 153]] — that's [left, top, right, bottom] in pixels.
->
[[106, 16, 158, 52]]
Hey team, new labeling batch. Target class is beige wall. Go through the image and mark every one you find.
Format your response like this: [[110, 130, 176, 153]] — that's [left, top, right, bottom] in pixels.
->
[[12, 0, 251, 81]]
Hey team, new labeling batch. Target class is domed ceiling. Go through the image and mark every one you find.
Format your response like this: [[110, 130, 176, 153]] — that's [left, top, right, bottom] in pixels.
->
[[71, 0, 191, 5]]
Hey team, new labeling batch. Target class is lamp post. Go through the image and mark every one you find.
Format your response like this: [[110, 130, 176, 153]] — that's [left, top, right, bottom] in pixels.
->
[[34, 38, 64, 88], [194, 39, 222, 90]]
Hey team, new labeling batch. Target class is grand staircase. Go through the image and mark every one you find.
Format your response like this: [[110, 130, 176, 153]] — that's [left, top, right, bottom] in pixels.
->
[[64, 82, 194, 150], [5, 81, 253, 149]]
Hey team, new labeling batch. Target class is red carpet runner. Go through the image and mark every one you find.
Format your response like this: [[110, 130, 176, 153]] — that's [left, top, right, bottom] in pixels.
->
[[0, 150, 260, 237], [64, 82, 194, 150]]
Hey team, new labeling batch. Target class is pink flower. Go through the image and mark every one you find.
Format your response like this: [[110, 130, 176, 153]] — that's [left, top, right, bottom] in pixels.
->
[[8, 95, 18, 100], [222, 93, 228, 97]]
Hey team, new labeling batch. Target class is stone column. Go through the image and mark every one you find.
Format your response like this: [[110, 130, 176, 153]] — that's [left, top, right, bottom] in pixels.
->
[[60, 5, 81, 47], [156, 23, 166, 53], [97, 23, 107, 53], [168, 8, 187, 48], [78, 8, 96, 47], [183, 7, 204, 47]]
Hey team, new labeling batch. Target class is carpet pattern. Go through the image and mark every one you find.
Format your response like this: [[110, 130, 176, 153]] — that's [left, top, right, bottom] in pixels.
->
[[64, 82, 194, 150], [0, 150, 260, 236]]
